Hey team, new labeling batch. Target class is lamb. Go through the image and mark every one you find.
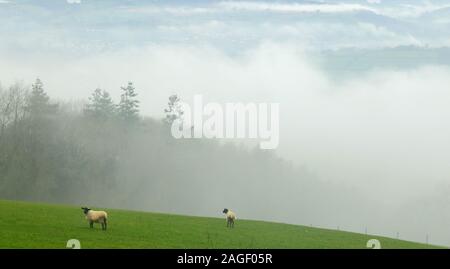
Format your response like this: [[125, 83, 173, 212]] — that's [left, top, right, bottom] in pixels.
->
[[81, 207, 108, 230], [222, 208, 236, 228]]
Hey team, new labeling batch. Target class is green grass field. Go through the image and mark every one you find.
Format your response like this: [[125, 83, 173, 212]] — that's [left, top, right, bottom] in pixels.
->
[[0, 199, 441, 249]]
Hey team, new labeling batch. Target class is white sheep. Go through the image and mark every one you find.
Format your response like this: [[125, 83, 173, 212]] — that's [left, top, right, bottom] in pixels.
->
[[222, 208, 236, 228], [81, 207, 108, 230]]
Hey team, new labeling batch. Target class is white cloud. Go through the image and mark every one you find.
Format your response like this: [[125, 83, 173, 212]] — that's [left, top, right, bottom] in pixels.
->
[[123, 6, 214, 15], [375, 3, 450, 18], [217, 1, 376, 13], [122, 1, 450, 21], [123, 2, 376, 16], [67, 0, 81, 4]]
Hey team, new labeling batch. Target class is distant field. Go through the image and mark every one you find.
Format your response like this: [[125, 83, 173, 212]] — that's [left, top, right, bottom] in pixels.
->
[[0, 200, 441, 249]]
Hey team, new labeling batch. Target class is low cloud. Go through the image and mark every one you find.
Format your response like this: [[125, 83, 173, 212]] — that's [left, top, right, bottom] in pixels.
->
[[2, 41, 450, 246]]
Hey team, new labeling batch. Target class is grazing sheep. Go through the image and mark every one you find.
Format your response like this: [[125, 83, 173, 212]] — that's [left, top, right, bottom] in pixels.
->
[[81, 207, 108, 230], [222, 208, 236, 228]]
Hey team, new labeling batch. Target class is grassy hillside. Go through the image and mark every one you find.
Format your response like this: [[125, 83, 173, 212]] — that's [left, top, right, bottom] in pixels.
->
[[0, 200, 440, 249]]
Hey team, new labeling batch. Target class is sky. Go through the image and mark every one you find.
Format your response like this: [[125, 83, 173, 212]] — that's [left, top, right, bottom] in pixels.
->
[[1, 0, 450, 54], [2, 0, 450, 246]]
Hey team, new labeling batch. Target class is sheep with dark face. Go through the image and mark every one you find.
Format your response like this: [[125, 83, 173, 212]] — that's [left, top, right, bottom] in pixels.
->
[[222, 208, 236, 228], [81, 207, 108, 230]]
